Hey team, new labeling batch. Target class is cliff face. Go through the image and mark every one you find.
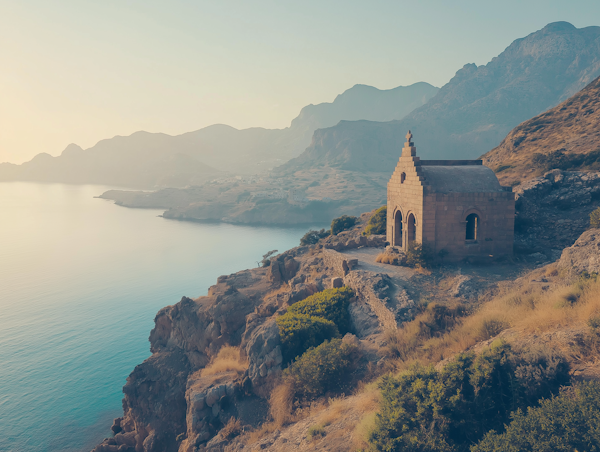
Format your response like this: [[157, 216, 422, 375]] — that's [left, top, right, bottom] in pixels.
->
[[279, 22, 600, 173], [92, 220, 396, 452], [91, 165, 600, 452]]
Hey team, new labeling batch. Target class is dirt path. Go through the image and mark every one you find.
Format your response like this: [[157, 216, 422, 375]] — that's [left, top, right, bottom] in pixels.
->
[[340, 247, 416, 280]]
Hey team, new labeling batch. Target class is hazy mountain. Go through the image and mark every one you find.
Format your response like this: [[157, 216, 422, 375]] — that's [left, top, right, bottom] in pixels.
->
[[280, 22, 600, 173], [0, 82, 438, 188], [483, 74, 600, 185]]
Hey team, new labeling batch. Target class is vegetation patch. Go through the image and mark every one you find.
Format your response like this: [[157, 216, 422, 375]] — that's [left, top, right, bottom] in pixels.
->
[[331, 215, 358, 235], [201, 345, 247, 377], [591, 206, 600, 228], [532, 148, 600, 173], [473, 382, 600, 452], [300, 228, 330, 246], [307, 424, 326, 439], [276, 313, 339, 364], [285, 338, 357, 399], [405, 241, 432, 268], [287, 287, 353, 335], [364, 206, 387, 236], [369, 342, 570, 452]]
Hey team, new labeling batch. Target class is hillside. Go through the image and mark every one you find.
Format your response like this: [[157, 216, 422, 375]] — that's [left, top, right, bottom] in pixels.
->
[[91, 206, 600, 452], [0, 83, 437, 189], [279, 22, 600, 173], [483, 75, 600, 185]]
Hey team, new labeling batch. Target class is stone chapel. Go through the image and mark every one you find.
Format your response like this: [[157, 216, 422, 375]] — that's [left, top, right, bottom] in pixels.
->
[[387, 131, 515, 262]]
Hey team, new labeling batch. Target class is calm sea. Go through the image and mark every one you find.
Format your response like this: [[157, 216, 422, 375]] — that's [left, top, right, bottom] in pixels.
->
[[0, 182, 315, 452]]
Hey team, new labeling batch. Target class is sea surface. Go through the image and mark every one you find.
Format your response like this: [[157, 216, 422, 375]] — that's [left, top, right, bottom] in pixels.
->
[[0, 182, 318, 452]]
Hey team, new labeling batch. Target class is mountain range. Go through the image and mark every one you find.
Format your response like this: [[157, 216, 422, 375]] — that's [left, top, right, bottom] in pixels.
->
[[0, 83, 438, 188], [280, 22, 600, 174], [483, 74, 600, 185]]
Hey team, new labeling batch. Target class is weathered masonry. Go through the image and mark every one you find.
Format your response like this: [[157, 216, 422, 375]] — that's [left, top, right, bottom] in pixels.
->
[[386, 131, 515, 262]]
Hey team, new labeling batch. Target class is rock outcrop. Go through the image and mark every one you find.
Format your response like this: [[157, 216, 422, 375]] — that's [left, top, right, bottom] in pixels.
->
[[514, 170, 600, 253], [92, 218, 415, 452], [557, 228, 600, 276]]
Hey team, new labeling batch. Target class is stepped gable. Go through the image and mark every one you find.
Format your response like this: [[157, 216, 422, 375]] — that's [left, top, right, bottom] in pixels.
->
[[387, 131, 515, 262]]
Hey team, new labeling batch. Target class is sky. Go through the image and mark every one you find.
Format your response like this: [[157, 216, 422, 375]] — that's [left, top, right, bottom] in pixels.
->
[[1, 0, 600, 164]]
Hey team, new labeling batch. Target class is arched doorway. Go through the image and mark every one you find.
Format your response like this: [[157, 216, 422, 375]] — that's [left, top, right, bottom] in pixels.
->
[[394, 210, 402, 246], [466, 213, 479, 240], [407, 213, 416, 244]]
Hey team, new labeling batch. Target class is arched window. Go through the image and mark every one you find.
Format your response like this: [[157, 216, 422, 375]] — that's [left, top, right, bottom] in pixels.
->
[[394, 211, 403, 246], [407, 214, 416, 243], [401, 172, 406, 183], [466, 213, 479, 240]]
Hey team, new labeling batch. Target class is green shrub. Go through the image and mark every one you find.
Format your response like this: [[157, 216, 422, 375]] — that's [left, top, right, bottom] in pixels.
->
[[307, 424, 326, 439], [472, 382, 600, 452], [276, 313, 339, 364], [331, 215, 358, 235], [285, 338, 356, 399], [364, 206, 387, 236], [591, 207, 600, 229], [405, 241, 432, 268], [300, 228, 330, 246], [532, 148, 600, 173], [288, 287, 353, 335], [368, 342, 570, 452]]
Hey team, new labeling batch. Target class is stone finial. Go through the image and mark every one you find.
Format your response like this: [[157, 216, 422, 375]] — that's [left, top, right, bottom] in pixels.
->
[[402, 130, 417, 157]]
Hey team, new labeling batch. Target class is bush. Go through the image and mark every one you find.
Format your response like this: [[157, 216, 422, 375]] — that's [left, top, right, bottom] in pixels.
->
[[364, 206, 387, 236], [532, 148, 600, 173], [472, 382, 600, 452], [307, 424, 326, 439], [405, 241, 431, 268], [285, 338, 356, 399], [300, 228, 330, 246], [384, 303, 467, 361], [368, 342, 570, 452], [331, 215, 358, 235], [287, 287, 353, 335], [276, 313, 339, 364], [591, 207, 600, 228]]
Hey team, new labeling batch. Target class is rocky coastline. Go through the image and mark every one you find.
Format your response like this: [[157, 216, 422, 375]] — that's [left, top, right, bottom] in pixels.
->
[[92, 171, 600, 452]]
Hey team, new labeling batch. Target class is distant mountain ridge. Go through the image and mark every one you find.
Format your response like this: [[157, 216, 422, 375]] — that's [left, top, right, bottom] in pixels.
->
[[483, 74, 600, 185], [0, 82, 438, 188], [280, 22, 600, 174]]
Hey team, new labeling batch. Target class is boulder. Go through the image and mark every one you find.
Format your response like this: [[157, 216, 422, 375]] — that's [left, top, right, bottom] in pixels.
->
[[557, 229, 600, 275]]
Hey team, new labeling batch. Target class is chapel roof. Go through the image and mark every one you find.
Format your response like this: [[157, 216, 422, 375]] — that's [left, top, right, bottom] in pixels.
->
[[420, 165, 505, 194]]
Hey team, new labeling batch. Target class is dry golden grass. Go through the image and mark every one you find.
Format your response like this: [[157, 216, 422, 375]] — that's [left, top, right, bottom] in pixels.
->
[[200, 345, 247, 377], [384, 273, 600, 373], [375, 253, 397, 265], [220, 417, 243, 440], [269, 382, 295, 427]]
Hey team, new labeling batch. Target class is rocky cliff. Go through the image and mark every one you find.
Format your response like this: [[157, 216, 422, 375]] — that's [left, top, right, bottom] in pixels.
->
[[91, 216, 401, 452], [91, 196, 600, 451]]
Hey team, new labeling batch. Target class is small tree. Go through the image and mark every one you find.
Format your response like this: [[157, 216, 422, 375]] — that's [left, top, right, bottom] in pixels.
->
[[258, 250, 278, 267], [364, 206, 387, 236], [331, 215, 358, 235], [590, 207, 600, 228], [300, 228, 330, 246]]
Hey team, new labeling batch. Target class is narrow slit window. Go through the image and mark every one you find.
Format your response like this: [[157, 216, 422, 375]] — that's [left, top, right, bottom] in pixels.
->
[[466, 214, 479, 240]]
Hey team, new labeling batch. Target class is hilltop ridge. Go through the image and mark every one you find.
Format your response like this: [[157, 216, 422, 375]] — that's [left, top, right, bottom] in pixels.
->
[[279, 22, 600, 173], [483, 75, 600, 185], [0, 82, 437, 188]]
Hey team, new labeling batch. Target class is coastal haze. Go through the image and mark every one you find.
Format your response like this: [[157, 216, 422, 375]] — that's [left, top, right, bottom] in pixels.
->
[[3, 2, 600, 452]]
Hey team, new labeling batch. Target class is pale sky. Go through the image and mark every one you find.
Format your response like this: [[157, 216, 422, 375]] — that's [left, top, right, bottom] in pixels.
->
[[1, 0, 599, 164]]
